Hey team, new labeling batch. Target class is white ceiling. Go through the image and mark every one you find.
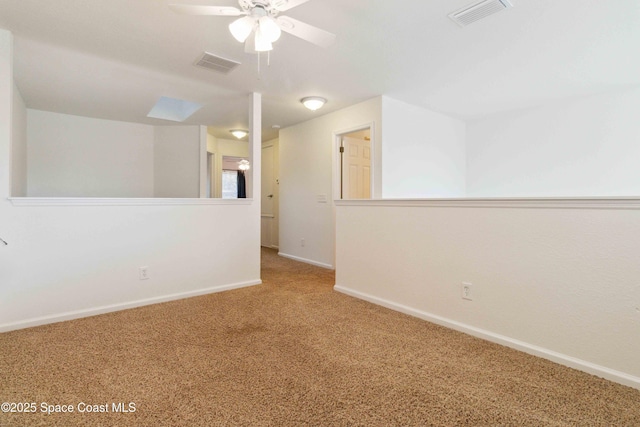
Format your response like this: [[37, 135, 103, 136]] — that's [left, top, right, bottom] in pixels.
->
[[0, 0, 638, 141]]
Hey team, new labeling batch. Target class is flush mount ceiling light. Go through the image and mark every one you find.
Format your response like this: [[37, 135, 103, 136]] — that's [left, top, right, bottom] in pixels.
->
[[169, 1, 336, 54], [230, 129, 249, 139], [301, 96, 326, 111]]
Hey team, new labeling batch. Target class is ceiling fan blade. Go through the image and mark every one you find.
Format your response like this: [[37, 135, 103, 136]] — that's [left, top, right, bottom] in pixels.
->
[[271, 0, 312, 12], [276, 16, 336, 48], [169, 4, 244, 16]]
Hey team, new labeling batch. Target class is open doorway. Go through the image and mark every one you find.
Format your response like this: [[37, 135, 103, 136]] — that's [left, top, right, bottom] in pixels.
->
[[221, 156, 249, 199], [261, 141, 278, 249], [337, 127, 372, 199], [206, 152, 215, 198]]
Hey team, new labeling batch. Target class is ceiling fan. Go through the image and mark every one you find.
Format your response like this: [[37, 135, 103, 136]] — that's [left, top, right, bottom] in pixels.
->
[[169, 0, 336, 53]]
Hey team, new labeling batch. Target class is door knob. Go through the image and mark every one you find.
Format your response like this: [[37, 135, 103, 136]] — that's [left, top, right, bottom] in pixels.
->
[[267, 194, 273, 198], [0, 237, 7, 246]]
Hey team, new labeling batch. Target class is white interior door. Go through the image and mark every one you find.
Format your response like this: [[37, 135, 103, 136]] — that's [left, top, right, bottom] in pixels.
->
[[261, 145, 275, 247], [341, 136, 371, 199]]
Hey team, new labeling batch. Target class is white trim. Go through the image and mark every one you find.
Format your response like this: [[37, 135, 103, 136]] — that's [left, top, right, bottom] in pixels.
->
[[0, 280, 262, 333], [332, 123, 376, 139], [278, 252, 334, 270], [8, 197, 254, 207], [249, 92, 261, 201], [199, 125, 208, 198], [334, 285, 640, 391], [334, 197, 640, 210]]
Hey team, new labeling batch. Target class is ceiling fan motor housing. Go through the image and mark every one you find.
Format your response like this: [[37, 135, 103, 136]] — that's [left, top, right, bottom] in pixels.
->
[[240, 0, 278, 16]]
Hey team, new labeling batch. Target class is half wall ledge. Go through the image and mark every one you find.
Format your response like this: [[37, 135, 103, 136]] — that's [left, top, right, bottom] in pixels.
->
[[7, 197, 254, 207], [334, 197, 640, 210]]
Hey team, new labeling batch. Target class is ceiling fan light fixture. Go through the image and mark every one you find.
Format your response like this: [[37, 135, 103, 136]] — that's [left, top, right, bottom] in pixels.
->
[[301, 96, 326, 111], [229, 16, 255, 42], [170, 1, 337, 52], [259, 16, 282, 42], [230, 129, 249, 139], [254, 27, 274, 52]]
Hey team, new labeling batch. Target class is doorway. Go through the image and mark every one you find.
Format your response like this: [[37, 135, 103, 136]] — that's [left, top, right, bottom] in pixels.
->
[[206, 152, 215, 198], [261, 142, 279, 248], [337, 127, 372, 199], [221, 156, 249, 199]]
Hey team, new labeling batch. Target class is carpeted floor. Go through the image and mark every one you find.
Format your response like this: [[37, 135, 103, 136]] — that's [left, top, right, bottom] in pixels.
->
[[1, 247, 639, 426]]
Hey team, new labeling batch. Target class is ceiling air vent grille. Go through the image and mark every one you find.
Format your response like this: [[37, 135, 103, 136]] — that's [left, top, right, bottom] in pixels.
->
[[449, 0, 513, 27], [195, 52, 240, 74]]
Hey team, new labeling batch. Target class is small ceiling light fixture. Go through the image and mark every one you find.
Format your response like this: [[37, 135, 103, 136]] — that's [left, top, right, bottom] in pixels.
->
[[230, 129, 249, 139], [301, 96, 327, 111]]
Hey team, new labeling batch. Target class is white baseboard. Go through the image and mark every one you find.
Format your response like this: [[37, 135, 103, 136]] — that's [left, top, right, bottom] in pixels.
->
[[0, 280, 262, 333], [278, 252, 334, 270], [334, 284, 640, 391]]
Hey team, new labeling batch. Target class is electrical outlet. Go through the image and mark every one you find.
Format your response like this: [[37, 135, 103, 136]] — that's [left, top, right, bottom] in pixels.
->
[[139, 266, 150, 280], [462, 282, 472, 300], [301, 238, 305, 247]]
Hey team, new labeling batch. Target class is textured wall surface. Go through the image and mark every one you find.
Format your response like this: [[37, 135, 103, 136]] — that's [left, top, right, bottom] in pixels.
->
[[335, 199, 640, 388]]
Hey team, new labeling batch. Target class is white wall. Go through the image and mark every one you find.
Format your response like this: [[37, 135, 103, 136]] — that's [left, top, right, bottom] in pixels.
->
[[466, 87, 640, 197], [278, 95, 468, 267], [206, 131, 218, 154], [27, 109, 155, 197], [153, 125, 201, 198], [11, 82, 26, 196], [217, 138, 249, 158], [0, 30, 13, 244], [335, 200, 640, 390], [381, 97, 466, 198], [1, 31, 262, 332], [0, 200, 261, 331], [279, 96, 382, 268]]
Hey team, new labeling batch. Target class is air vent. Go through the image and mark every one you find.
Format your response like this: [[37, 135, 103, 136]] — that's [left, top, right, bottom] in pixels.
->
[[449, 0, 513, 27], [194, 52, 240, 74]]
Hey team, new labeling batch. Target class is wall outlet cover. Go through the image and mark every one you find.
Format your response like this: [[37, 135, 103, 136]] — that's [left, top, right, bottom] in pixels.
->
[[462, 282, 472, 300]]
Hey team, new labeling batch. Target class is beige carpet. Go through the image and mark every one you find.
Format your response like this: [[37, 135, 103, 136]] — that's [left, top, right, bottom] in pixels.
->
[[1, 248, 639, 426]]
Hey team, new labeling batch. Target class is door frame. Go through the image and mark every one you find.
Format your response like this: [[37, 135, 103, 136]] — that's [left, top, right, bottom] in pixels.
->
[[332, 123, 375, 201], [261, 142, 278, 249], [207, 152, 216, 198]]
